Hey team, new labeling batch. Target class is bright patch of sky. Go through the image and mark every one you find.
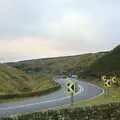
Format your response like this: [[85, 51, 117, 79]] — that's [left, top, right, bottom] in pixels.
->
[[0, 0, 120, 62]]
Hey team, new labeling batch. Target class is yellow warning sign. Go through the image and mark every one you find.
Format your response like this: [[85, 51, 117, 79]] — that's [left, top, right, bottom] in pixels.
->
[[111, 76, 117, 83], [104, 80, 112, 88], [66, 81, 76, 94]]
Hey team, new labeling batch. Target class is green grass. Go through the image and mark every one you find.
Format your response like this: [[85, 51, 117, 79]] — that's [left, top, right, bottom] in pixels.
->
[[0, 64, 59, 101], [78, 93, 120, 106], [4, 44, 120, 106], [73, 79, 120, 107], [8, 52, 106, 75], [7, 45, 120, 78], [88, 45, 120, 76], [31, 77, 56, 92]]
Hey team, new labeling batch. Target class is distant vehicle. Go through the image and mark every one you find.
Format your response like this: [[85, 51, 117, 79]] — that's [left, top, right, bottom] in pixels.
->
[[71, 75, 78, 78], [68, 74, 78, 79], [68, 73, 73, 77]]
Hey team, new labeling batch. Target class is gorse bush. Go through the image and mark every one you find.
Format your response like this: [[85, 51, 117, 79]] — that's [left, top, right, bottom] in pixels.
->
[[1, 102, 120, 120]]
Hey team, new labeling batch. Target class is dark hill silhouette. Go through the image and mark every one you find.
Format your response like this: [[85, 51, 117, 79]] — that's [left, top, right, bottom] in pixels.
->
[[88, 45, 120, 76]]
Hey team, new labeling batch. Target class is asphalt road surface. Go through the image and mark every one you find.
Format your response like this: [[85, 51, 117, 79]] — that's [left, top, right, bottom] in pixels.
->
[[0, 78, 104, 117]]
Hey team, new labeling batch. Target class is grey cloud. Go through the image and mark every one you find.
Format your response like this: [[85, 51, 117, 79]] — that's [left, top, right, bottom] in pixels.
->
[[0, 0, 67, 39], [0, 0, 120, 41], [0, 0, 120, 61]]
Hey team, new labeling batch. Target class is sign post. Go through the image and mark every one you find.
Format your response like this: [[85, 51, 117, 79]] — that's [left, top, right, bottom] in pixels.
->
[[70, 92, 74, 107], [102, 76, 112, 96], [66, 81, 76, 107]]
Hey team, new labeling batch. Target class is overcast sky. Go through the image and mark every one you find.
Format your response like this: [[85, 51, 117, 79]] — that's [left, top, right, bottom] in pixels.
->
[[0, 0, 120, 62]]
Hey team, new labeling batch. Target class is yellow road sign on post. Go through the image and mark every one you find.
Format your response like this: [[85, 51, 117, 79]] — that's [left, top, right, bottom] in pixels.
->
[[111, 76, 117, 83], [66, 80, 76, 107], [101, 75, 107, 82], [104, 80, 112, 88], [66, 81, 76, 95]]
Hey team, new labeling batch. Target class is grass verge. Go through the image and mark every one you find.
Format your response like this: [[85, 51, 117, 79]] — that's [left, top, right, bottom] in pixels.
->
[[73, 78, 120, 107], [0, 77, 61, 103]]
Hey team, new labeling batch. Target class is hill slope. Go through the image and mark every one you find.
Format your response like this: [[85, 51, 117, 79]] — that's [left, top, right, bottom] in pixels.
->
[[8, 52, 106, 76], [0, 64, 57, 95], [88, 45, 120, 76]]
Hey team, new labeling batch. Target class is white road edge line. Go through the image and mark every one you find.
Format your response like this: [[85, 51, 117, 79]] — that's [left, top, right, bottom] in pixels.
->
[[0, 80, 104, 111], [77, 81, 104, 102], [0, 85, 83, 111], [45, 81, 104, 111]]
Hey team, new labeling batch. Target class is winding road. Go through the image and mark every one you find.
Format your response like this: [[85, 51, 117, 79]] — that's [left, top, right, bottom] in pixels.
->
[[0, 78, 104, 117]]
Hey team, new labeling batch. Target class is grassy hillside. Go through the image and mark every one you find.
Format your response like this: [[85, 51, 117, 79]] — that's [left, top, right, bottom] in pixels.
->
[[88, 45, 120, 76], [8, 45, 120, 78], [0, 64, 58, 96], [8, 52, 106, 76]]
